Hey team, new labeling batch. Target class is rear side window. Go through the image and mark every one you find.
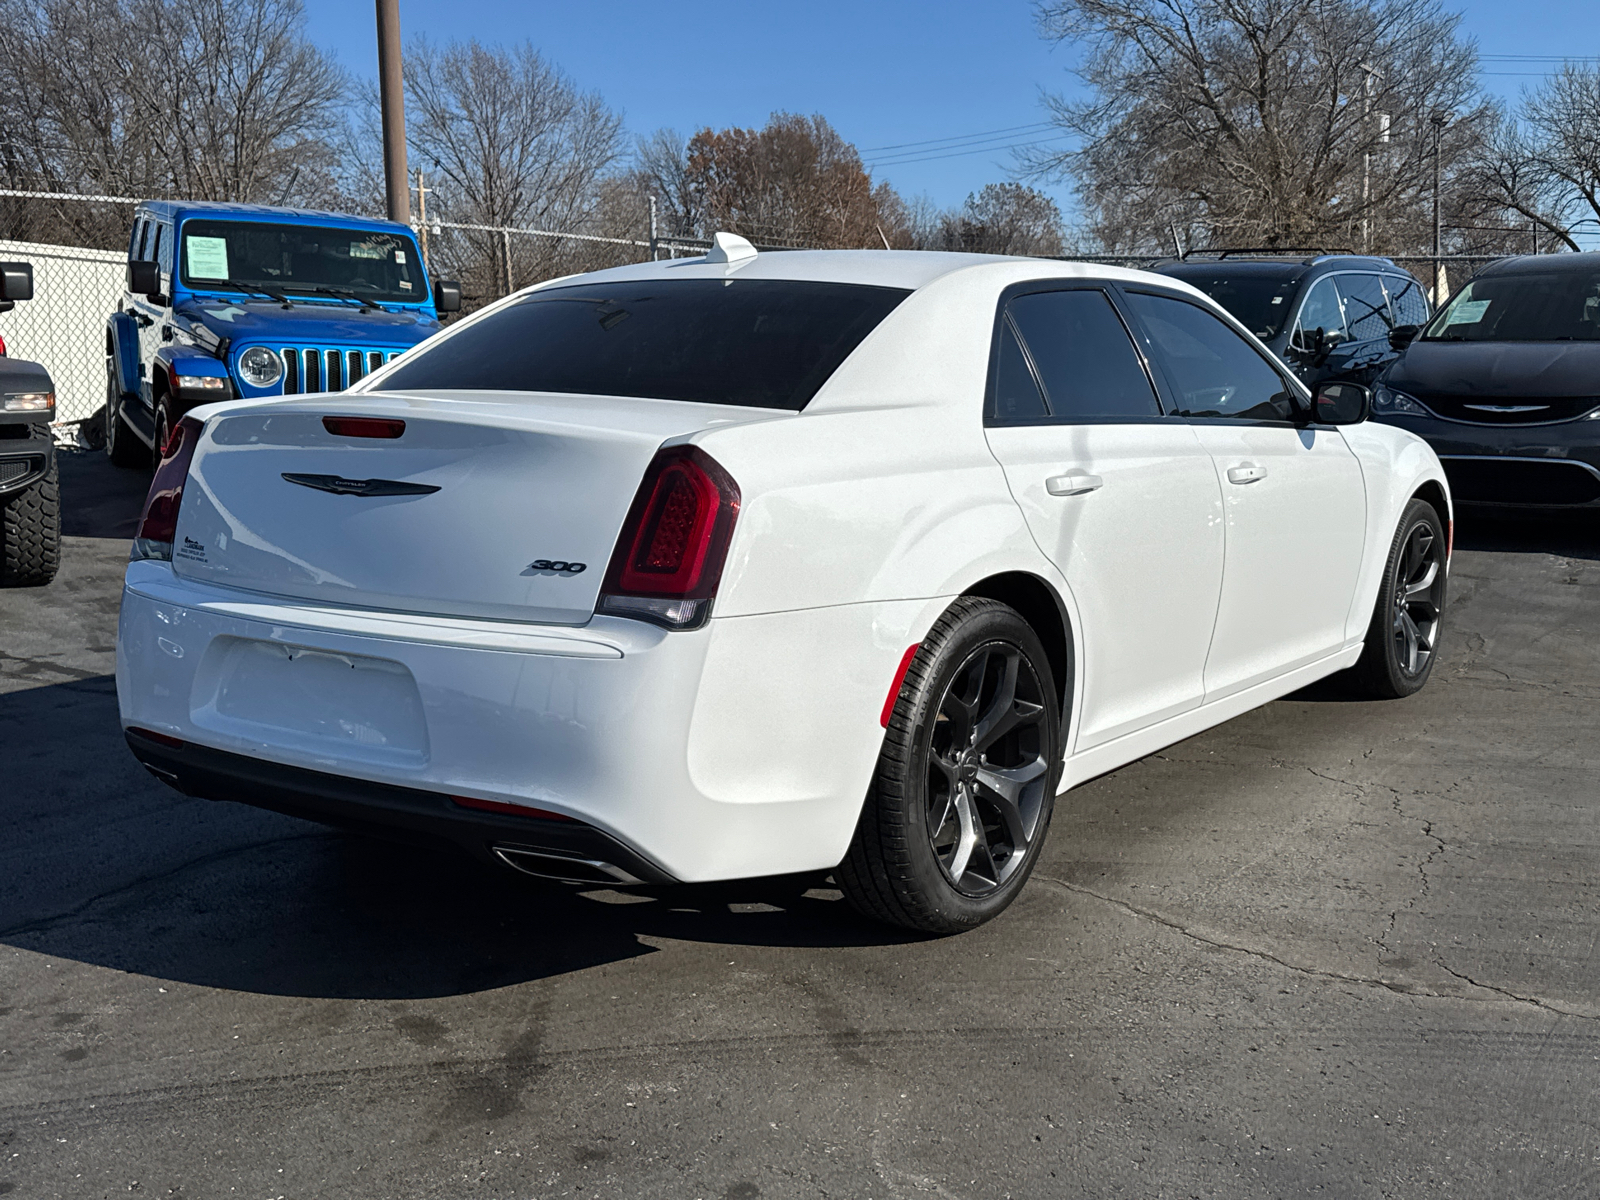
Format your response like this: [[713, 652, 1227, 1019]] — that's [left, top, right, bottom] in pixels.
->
[[1124, 291, 1294, 421], [381, 279, 910, 410], [993, 318, 1049, 420], [1336, 273, 1392, 342], [1292, 277, 1346, 348], [1385, 276, 1429, 327], [995, 289, 1159, 420]]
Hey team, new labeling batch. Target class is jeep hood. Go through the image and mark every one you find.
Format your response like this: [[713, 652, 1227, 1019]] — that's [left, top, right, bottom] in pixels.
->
[[177, 299, 442, 348]]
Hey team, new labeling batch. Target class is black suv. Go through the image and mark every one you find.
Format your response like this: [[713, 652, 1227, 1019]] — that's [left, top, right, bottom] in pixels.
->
[[1155, 251, 1432, 389], [0, 261, 59, 587]]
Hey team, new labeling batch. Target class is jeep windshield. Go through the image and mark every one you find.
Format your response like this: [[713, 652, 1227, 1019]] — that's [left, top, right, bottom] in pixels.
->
[[1424, 269, 1600, 342], [179, 219, 425, 304], [379, 279, 913, 410]]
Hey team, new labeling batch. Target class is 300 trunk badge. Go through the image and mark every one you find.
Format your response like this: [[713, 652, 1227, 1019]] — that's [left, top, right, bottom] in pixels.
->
[[524, 560, 587, 575]]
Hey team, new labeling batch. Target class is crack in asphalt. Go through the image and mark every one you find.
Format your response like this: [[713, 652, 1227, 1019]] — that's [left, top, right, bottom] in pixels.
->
[[0, 832, 332, 939], [1032, 874, 1599, 1020]]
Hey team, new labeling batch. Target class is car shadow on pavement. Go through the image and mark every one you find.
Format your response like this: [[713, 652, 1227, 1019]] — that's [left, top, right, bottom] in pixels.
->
[[0, 675, 919, 1002], [59, 445, 151, 540], [1452, 505, 1600, 560]]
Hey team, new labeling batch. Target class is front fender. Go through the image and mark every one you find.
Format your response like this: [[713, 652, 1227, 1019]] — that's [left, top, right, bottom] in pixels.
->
[[153, 346, 231, 412], [107, 312, 141, 399]]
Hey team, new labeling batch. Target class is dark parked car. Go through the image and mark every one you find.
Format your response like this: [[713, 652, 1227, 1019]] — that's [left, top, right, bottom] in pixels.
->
[[0, 261, 59, 586], [1156, 251, 1432, 389], [1372, 252, 1600, 509]]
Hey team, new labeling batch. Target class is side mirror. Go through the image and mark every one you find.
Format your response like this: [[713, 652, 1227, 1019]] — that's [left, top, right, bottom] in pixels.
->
[[433, 279, 462, 313], [1312, 381, 1371, 425], [127, 259, 161, 299], [0, 262, 34, 302], [1388, 324, 1421, 352]]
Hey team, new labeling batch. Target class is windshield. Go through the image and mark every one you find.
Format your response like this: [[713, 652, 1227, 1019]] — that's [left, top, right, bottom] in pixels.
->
[[1164, 274, 1299, 340], [179, 219, 425, 304], [379, 279, 912, 410], [1424, 270, 1600, 342]]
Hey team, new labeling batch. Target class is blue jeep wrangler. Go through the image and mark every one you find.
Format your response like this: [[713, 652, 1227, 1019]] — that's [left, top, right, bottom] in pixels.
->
[[105, 201, 461, 466]]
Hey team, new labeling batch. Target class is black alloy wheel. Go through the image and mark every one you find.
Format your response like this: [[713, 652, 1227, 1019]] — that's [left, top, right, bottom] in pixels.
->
[[1352, 498, 1447, 698], [838, 596, 1062, 933]]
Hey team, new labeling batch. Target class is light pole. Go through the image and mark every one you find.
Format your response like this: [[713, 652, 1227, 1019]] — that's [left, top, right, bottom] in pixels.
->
[[1360, 63, 1380, 253], [1430, 111, 1449, 300], [376, 0, 410, 224]]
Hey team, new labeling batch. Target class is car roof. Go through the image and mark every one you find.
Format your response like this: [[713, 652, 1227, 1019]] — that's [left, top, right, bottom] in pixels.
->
[[526, 248, 1213, 296], [1477, 250, 1600, 277], [135, 199, 416, 238]]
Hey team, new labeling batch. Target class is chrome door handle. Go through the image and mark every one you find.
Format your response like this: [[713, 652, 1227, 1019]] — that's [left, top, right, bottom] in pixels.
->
[[1045, 471, 1104, 497], [1226, 463, 1268, 485]]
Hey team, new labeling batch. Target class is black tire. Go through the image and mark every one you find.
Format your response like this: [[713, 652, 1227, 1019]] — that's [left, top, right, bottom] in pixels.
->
[[105, 364, 149, 468], [0, 459, 61, 587], [838, 596, 1062, 934], [1350, 498, 1447, 699]]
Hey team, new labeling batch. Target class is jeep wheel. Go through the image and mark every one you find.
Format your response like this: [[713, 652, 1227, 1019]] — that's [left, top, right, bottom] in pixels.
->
[[105, 363, 149, 468], [0, 458, 61, 587]]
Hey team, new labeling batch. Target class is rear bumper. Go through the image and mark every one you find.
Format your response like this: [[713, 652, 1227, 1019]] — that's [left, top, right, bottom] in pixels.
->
[[116, 562, 923, 883], [124, 727, 674, 884]]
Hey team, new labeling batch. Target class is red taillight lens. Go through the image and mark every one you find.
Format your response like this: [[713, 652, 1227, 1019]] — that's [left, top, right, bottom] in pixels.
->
[[132, 415, 203, 561], [323, 416, 405, 439], [599, 445, 740, 629], [451, 795, 574, 821]]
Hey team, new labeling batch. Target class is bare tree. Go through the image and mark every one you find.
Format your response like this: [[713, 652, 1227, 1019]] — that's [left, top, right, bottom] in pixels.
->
[[1462, 66, 1600, 252], [927, 183, 1065, 255], [401, 37, 625, 301], [636, 114, 909, 249], [1027, 0, 1489, 253], [0, 0, 346, 207]]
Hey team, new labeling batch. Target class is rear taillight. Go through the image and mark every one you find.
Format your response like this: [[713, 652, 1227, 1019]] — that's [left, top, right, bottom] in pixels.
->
[[131, 415, 203, 562], [599, 445, 740, 630]]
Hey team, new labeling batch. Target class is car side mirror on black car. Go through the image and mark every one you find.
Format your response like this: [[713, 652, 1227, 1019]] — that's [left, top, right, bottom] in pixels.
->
[[433, 279, 462, 313], [1312, 381, 1371, 425], [0, 261, 34, 305], [127, 259, 161, 300], [1389, 324, 1421, 352]]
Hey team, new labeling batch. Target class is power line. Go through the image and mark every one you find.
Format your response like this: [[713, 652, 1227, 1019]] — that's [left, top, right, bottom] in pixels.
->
[[860, 122, 1055, 155], [869, 134, 1071, 169]]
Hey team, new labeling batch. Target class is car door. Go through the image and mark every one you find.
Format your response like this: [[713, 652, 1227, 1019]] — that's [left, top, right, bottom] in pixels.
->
[[1284, 275, 1351, 387], [1120, 288, 1367, 702], [1333, 272, 1396, 384], [982, 285, 1226, 751]]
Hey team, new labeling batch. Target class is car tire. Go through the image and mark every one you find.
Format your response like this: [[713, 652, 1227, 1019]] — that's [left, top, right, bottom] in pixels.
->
[[0, 458, 61, 588], [105, 365, 149, 469], [1350, 498, 1447, 699], [838, 596, 1061, 934]]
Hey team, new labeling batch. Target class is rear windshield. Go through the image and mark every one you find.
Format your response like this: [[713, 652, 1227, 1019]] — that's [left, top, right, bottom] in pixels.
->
[[379, 278, 911, 410], [1424, 269, 1600, 342], [1162, 272, 1300, 341]]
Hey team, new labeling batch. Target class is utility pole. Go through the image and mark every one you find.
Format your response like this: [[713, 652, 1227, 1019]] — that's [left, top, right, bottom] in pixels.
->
[[376, 0, 410, 224]]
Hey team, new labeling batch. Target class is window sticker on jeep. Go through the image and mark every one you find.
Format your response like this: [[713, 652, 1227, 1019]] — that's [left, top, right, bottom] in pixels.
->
[[399, 280, 412, 289], [350, 241, 386, 260], [394, 250, 406, 263], [186, 236, 230, 280]]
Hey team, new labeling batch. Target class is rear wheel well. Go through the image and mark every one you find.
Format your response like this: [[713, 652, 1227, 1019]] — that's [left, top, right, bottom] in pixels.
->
[[962, 572, 1073, 719]]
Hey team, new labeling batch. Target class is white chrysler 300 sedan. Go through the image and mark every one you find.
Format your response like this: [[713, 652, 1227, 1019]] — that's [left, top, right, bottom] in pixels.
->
[[117, 235, 1451, 932]]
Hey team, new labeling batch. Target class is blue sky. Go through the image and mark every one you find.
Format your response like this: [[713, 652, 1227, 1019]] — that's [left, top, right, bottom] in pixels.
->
[[307, 0, 1599, 233]]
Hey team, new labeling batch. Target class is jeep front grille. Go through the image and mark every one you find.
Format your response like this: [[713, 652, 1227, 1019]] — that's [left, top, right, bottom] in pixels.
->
[[279, 347, 404, 395]]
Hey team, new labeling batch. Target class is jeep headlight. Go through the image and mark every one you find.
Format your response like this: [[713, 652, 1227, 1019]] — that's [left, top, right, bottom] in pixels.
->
[[238, 346, 283, 388], [1373, 384, 1429, 417]]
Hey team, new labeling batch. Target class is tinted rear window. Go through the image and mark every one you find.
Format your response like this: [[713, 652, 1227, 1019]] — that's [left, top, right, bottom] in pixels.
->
[[1160, 271, 1299, 340], [381, 279, 912, 410]]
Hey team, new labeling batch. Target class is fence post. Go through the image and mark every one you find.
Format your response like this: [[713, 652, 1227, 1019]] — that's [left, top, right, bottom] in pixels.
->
[[501, 228, 514, 296], [649, 196, 658, 262]]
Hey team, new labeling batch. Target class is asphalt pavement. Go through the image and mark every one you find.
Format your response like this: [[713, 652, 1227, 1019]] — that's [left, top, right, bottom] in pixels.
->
[[2, 449, 1598, 1199]]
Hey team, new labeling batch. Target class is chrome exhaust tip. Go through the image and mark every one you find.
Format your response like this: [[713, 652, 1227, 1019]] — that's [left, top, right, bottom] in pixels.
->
[[493, 845, 645, 886]]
